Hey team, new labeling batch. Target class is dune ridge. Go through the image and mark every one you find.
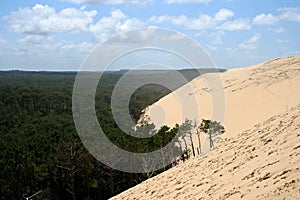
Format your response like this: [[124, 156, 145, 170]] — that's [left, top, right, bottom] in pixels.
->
[[139, 55, 300, 135], [111, 55, 300, 199]]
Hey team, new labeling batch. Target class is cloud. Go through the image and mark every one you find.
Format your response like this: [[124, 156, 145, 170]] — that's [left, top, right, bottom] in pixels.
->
[[217, 19, 251, 31], [253, 14, 279, 25], [0, 36, 13, 57], [238, 34, 261, 50], [0, 32, 97, 70], [214, 8, 234, 21], [168, 33, 186, 40], [165, 0, 211, 4], [150, 8, 247, 31], [3, 4, 97, 34], [17, 35, 95, 55], [89, 9, 144, 41], [0, 34, 96, 69], [67, 0, 153, 4], [18, 34, 50, 45], [253, 7, 300, 25], [150, 14, 213, 30], [4, 4, 143, 42], [210, 31, 225, 45], [150, 15, 169, 24], [115, 28, 157, 43], [206, 44, 217, 50], [279, 7, 300, 22]]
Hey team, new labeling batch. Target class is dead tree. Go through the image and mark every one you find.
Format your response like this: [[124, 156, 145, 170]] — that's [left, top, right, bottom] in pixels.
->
[[56, 141, 82, 200]]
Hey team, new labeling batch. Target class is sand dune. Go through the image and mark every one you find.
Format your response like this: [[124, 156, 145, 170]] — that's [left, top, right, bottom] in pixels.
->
[[139, 55, 300, 135], [111, 55, 300, 199], [112, 103, 300, 199]]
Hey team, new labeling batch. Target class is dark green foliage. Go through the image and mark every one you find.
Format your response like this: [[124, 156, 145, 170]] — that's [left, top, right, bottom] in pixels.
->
[[198, 119, 225, 148], [0, 69, 225, 199]]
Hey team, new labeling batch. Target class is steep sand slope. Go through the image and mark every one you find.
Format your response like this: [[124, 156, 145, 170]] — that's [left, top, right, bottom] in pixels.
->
[[139, 55, 300, 136], [110, 55, 300, 199], [111, 103, 300, 200]]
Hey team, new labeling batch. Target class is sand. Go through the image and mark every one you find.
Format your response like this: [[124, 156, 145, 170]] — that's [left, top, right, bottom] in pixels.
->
[[112, 103, 300, 199], [111, 55, 300, 199], [139, 55, 300, 135]]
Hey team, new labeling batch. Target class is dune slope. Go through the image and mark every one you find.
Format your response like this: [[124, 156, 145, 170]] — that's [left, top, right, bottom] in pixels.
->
[[111, 103, 300, 199], [139, 55, 300, 136], [111, 55, 300, 199]]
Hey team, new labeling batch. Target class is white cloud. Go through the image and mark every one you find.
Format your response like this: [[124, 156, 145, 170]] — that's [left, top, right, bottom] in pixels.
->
[[4, 5, 143, 42], [18, 35, 50, 44], [238, 34, 261, 50], [170, 15, 189, 26], [206, 44, 217, 50], [184, 14, 215, 29], [150, 15, 168, 23], [165, 0, 211, 4], [3, 4, 97, 34], [253, 14, 279, 25], [217, 19, 251, 31], [210, 31, 225, 45], [168, 33, 186, 40], [151, 14, 213, 30], [1, 34, 96, 69], [0, 36, 13, 57], [118, 18, 144, 31], [111, 28, 157, 45], [89, 9, 144, 41], [16, 35, 95, 55], [67, 0, 153, 4], [278, 7, 300, 22], [214, 8, 234, 21], [253, 7, 300, 26], [0, 32, 97, 70], [150, 8, 243, 31]]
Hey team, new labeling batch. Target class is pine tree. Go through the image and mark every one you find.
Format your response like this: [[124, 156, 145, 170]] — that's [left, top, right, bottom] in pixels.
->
[[199, 119, 225, 148]]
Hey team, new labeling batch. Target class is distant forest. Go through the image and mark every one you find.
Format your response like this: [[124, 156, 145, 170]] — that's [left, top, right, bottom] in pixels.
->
[[0, 68, 225, 200]]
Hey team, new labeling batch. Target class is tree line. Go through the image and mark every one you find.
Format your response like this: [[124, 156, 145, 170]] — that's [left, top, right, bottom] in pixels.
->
[[0, 70, 224, 200]]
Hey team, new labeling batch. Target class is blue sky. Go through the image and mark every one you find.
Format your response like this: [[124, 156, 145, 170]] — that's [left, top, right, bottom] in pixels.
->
[[0, 0, 299, 71]]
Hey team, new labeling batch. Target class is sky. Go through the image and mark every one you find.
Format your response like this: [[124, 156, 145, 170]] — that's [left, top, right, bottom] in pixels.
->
[[0, 0, 299, 71]]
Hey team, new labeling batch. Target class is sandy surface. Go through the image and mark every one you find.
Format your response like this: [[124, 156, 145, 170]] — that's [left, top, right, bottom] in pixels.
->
[[138, 55, 300, 135], [111, 55, 300, 199], [112, 103, 300, 200]]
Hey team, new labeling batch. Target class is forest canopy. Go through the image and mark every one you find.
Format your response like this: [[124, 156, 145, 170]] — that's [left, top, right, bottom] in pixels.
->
[[0, 68, 225, 200]]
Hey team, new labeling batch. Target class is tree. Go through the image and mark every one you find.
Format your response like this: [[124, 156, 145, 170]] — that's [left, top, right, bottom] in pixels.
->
[[199, 119, 225, 148], [56, 140, 82, 200], [178, 119, 194, 160], [185, 120, 196, 157], [195, 121, 202, 155], [1, 71, 219, 200], [155, 125, 170, 171], [172, 124, 185, 162]]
